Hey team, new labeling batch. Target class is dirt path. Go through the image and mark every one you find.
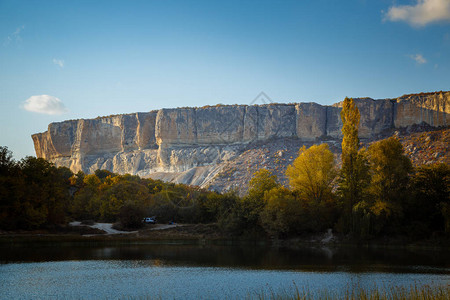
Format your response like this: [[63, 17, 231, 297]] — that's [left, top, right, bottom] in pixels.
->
[[69, 221, 180, 235], [69, 221, 136, 235]]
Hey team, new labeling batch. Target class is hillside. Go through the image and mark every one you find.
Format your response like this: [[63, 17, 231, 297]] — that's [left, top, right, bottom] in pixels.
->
[[206, 125, 449, 195], [32, 91, 449, 194]]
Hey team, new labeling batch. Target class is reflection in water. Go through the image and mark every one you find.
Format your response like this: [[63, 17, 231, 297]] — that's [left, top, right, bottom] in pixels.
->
[[0, 242, 448, 299], [1, 243, 448, 273]]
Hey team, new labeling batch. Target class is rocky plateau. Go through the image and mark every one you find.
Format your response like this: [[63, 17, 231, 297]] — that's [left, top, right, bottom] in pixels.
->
[[32, 91, 449, 194]]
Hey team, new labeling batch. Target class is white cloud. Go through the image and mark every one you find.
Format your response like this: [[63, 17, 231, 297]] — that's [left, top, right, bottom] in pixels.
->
[[384, 0, 450, 27], [409, 53, 427, 64], [23, 95, 68, 115], [3, 25, 25, 46], [52, 58, 65, 68]]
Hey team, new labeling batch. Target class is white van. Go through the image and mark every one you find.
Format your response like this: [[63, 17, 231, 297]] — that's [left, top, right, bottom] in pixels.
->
[[142, 217, 156, 224]]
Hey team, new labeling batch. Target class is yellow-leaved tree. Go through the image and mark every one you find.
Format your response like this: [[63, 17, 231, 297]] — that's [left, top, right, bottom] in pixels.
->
[[285, 143, 338, 232], [337, 97, 371, 234], [286, 143, 337, 204]]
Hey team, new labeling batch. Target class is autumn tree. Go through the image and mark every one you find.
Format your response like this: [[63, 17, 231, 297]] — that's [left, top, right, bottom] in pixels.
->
[[286, 143, 337, 204], [366, 137, 413, 234], [368, 137, 412, 205], [337, 97, 371, 233], [99, 179, 152, 222], [230, 169, 280, 236], [246, 168, 278, 199], [243, 168, 279, 222], [71, 174, 102, 220], [341, 98, 360, 155], [339, 97, 360, 201], [259, 186, 299, 237], [284, 144, 338, 233]]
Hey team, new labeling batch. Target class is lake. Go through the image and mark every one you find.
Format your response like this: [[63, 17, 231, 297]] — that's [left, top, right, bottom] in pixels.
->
[[0, 241, 449, 299]]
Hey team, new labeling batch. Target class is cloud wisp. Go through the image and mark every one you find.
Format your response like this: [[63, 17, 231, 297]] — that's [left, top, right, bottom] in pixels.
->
[[384, 0, 450, 27], [52, 58, 65, 68], [409, 54, 427, 64], [23, 95, 68, 115], [3, 25, 25, 46]]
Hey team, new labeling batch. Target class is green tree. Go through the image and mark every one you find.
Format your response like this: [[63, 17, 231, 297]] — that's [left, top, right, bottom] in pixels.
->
[[239, 169, 279, 235], [211, 191, 244, 234], [202, 191, 238, 223], [1, 149, 73, 229], [70, 173, 103, 220], [0, 146, 22, 229], [286, 144, 337, 204], [259, 186, 300, 237], [442, 202, 450, 233], [99, 179, 151, 222], [408, 163, 449, 234], [71, 185, 101, 220], [19, 157, 71, 228], [366, 137, 412, 234], [117, 203, 145, 230], [0, 146, 15, 175], [94, 169, 115, 180]]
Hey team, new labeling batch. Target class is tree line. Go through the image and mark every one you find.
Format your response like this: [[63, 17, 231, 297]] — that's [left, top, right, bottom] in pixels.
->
[[0, 148, 239, 230], [0, 98, 448, 239], [245, 98, 448, 239]]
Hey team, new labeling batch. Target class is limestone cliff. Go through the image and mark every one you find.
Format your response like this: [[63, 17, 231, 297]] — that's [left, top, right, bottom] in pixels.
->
[[32, 91, 449, 191]]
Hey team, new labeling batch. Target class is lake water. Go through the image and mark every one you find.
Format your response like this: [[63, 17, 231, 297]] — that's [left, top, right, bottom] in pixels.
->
[[0, 242, 449, 299]]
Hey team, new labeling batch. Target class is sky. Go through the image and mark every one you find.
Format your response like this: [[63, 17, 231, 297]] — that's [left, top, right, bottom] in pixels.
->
[[1, 0, 449, 159]]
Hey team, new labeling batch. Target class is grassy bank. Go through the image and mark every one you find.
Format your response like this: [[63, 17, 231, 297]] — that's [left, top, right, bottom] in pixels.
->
[[1, 232, 449, 251], [0, 223, 260, 246], [251, 284, 450, 300], [1, 223, 449, 249]]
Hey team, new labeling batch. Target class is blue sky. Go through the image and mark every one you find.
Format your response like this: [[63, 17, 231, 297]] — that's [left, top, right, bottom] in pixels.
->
[[1, 0, 449, 159]]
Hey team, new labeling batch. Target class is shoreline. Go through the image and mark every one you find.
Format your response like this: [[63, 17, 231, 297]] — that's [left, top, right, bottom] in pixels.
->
[[1, 225, 449, 250]]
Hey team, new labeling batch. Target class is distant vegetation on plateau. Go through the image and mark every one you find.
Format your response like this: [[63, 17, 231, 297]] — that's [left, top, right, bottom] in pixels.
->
[[0, 98, 448, 241]]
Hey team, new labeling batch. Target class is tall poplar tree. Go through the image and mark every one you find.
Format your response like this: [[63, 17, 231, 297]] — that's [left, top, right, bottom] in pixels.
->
[[338, 98, 370, 233], [341, 98, 360, 156]]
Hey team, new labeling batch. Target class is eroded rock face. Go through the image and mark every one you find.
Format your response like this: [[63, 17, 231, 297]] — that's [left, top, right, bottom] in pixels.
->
[[295, 103, 327, 141], [394, 92, 449, 128], [32, 91, 450, 187], [330, 98, 395, 138]]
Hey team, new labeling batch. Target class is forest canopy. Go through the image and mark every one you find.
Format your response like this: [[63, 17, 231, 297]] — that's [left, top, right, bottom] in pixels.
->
[[1, 113, 448, 241]]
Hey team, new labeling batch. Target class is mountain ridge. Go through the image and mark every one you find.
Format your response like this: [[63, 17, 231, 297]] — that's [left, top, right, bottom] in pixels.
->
[[32, 91, 449, 193]]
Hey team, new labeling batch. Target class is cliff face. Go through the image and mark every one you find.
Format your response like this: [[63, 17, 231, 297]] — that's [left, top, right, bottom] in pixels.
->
[[32, 91, 449, 189]]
